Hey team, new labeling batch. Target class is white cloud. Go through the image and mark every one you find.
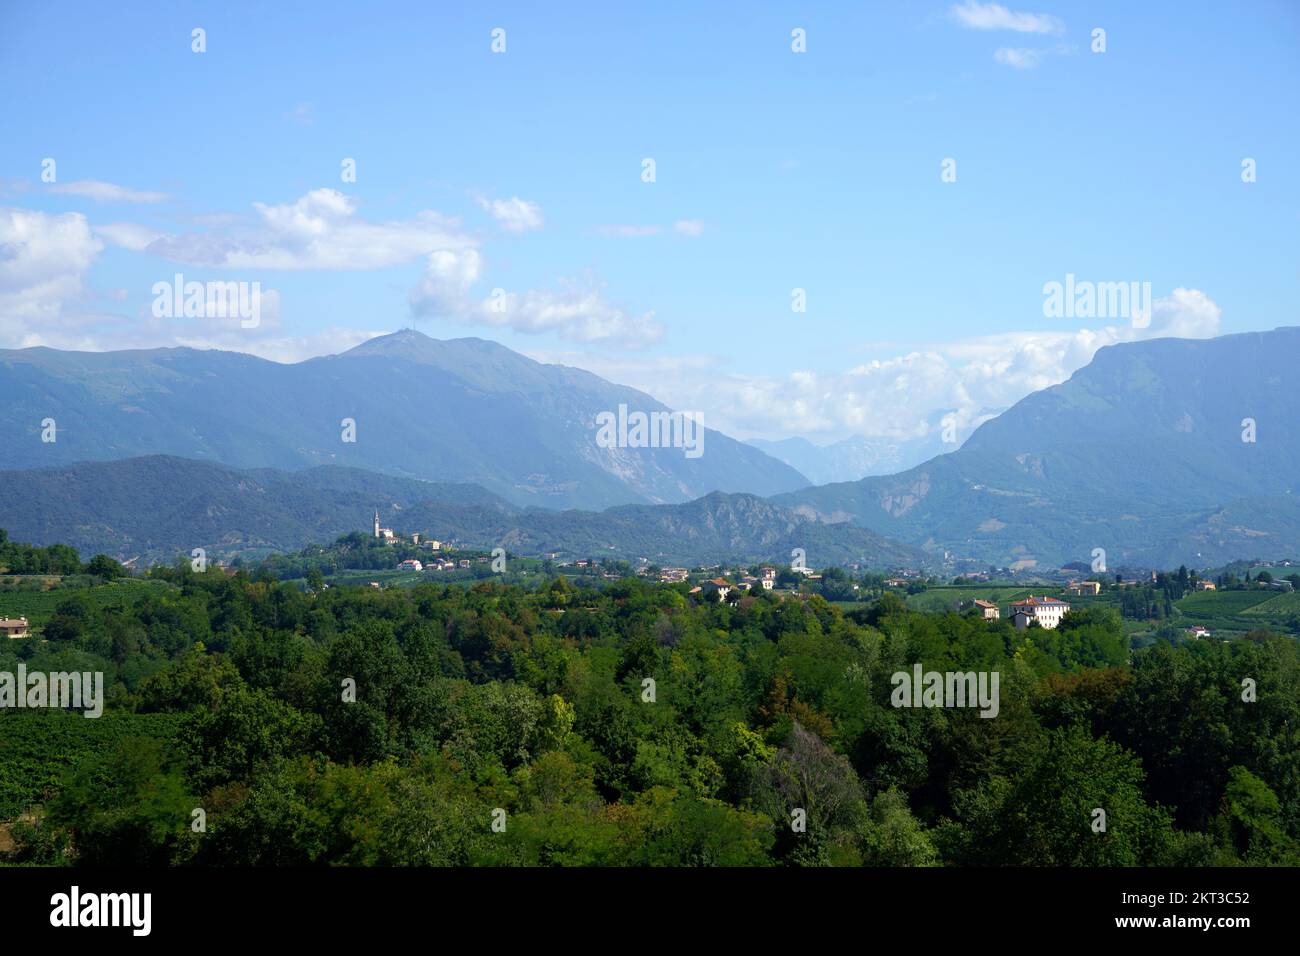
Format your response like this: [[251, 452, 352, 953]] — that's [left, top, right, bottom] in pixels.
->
[[477, 283, 662, 344], [478, 196, 543, 233], [530, 290, 1222, 442], [148, 189, 472, 270], [1149, 287, 1221, 338], [994, 47, 1041, 68], [0, 208, 103, 341], [673, 219, 705, 237], [3, 187, 662, 350], [409, 248, 484, 315], [95, 222, 167, 251], [950, 1, 1064, 35], [154, 314, 389, 364], [48, 180, 169, 203], [412, 259, 662, 346]]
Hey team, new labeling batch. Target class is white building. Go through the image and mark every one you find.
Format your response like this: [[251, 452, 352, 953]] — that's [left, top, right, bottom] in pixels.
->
[[1009, 595, 1070, 629], [701, 577, 733, 601], [373, 510, 397, 542], [1, 617, 30, 639]]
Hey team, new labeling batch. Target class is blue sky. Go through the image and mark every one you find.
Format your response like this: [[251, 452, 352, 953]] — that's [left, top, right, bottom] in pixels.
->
[[2, 1, 1297, 442]]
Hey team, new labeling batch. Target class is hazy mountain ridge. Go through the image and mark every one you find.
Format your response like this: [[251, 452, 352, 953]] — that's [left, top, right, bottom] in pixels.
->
[[774, 328, 1300, 568], [0, 455, 925, 569], [0, 330, 808, 510]]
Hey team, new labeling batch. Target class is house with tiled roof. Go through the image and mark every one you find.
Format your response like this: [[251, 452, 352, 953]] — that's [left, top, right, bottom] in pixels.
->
[[701, 577, 734, 600], [971, 599, 1000, 620], [1065, 580, 1101, 596], [1009, 595, 1070, 630], [1, 617, 30, 639]]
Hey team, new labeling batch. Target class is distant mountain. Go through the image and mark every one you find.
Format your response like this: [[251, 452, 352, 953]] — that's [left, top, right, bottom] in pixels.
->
[[0, 456, 926, 569], [774, 328, 1300, 569], [750, 431, 957, 485], [401, 491, 927, 568], [0, 455, 512, 561], [0, 330, 807, 510]]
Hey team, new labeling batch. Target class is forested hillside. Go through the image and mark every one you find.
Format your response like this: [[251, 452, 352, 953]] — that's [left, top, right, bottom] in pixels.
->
[[2, 540, 1296, 866]]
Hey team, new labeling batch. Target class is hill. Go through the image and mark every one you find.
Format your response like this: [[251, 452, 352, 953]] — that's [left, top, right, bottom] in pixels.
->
[[774, 328, 1300, 568], [0, 456, 925, 569], [0, 330, 808, 510]]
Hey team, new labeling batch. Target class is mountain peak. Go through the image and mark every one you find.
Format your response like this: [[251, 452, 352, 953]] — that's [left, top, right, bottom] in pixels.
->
[[343, 328, 434, 354], [341, 329, 519, 362]]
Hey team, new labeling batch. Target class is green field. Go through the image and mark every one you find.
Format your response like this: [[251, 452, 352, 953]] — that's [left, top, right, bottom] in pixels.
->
[[0, 711, 185, 818], [1171, 587, 1299, 637], [1177, 590, 1276, 618], [326, 569, 432, 589], [1241, 590, 1300, 617], [0, 578, 175, 630]]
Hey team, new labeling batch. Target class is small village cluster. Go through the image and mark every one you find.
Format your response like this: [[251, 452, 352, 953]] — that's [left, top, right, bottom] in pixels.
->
[[254, 509, 1293, 642], [373, 510, 463, 572]]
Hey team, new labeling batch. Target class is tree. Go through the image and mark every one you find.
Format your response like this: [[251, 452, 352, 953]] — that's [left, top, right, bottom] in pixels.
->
[[306, 566, 326, 591], [753, 721, 866, 865], [1213, 766, 1300, 864], [85, 554, 125, 580], [858, 788, 938, 866], [37, 738, 198, 866], [953, 725, 1174, 866]]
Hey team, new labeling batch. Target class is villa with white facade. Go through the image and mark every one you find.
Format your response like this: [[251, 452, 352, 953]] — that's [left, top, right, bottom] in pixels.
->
[[1009, 595, 1071, 630]]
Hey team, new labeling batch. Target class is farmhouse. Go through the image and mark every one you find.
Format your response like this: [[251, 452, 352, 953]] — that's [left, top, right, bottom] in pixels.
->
[[971, 599, 1000, 620], [1065, 580, 1101, 596], [701, 577, 733, 600], [1194, 580, 1216, 591], [0, 617, 30, 639], [1009, 595, 1070, 630], [397, 559, 423, 572]]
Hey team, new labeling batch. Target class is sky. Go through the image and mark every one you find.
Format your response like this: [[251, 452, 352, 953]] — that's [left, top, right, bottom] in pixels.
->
[[2, 0, 1297, 444]]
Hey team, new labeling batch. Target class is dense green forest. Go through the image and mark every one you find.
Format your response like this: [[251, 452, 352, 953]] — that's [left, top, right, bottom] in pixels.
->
[[1, 541, 1297, 866]]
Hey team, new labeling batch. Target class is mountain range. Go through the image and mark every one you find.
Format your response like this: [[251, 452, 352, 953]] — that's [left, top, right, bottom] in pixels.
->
[[1, 327, 1296, 571], [775, 328, 1300, 569], [748, 416, 1002, 486], [0, 330, 808, 511], [0, 455, 923, 569]]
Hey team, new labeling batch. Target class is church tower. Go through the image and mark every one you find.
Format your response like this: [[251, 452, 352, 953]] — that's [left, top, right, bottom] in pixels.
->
[[373, 509, 380, 539]]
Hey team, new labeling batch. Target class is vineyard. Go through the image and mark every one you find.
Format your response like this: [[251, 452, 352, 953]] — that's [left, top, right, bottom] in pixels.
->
[[0, 578, 176, 631], [0, 711, 184, 819]]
